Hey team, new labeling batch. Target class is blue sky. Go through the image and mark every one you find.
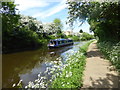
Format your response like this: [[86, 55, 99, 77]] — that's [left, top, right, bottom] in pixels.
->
[[15, 0, 92, 34]]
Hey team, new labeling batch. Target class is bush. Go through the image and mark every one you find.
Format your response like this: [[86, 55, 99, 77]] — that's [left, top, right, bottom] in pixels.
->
[[80, 32, 94, 41], [67, 35, 80, 41], [72, 36, 80, 41]]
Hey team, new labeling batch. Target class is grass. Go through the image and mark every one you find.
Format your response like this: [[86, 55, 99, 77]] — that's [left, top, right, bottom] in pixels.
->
[[51, 40, 94, 88]]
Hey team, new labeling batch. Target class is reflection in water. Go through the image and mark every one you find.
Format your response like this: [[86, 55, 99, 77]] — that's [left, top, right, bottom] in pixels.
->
[[2, 41, 86, 88]]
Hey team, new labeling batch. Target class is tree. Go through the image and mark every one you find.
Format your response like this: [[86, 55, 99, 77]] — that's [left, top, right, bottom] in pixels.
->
[[67, 1, 120, 42], [43, 22, 59, 34], [53, 18, 64, 38], [2, 2, 43, 53], [2, 2, 20, 52], [79, 29, 83, 33], [53, 18, 63, 29]]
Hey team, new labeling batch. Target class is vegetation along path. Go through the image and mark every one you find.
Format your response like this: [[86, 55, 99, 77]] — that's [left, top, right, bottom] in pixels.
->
[[82, 41, 120, 88]]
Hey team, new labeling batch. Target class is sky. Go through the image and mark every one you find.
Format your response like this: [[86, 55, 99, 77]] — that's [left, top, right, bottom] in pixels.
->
[[14, 0, 92, 34]]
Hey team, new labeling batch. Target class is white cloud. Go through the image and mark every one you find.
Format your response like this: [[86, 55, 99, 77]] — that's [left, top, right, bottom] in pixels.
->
[[15, 0, 49, 11], [32, 0, 67, 18]]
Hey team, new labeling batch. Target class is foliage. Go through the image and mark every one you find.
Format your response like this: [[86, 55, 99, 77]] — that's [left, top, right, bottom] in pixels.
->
[[2, 7, 44, 53], [80, 32, 94, 41], [98, 41, 120, 72], [53, 18, 64, 38], [67, 1, 120, 42], [71, 35, 80, 41], [43, 23, 57, 36], [66, 35, 80, 41], [66, 32, 94, 41], [53, 18, 63, 30], [2, 2, 20, 53]]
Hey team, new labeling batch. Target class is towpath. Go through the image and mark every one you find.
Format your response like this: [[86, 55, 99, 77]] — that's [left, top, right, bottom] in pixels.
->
[[82, 41, 120, 88]]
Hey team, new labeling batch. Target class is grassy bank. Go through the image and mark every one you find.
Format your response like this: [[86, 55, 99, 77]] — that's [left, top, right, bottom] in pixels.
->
[[51, 40, 94, 88], [97, 41, 120, 72]]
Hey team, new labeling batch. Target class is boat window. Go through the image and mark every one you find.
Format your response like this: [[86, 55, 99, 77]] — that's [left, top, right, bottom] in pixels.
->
[[68, 40, 73, 42], [65, 40, 67, 43], [50, 41, 56, 45], [50, 41, 54, 44], [53, 41, 56, 45], [62, 40, 64, 43], [58, 41, 60, 44], [60, 41, 62, 44]]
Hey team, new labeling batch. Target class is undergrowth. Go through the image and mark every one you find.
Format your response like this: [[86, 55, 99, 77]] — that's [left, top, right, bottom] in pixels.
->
[[97, 41, 120, 72]]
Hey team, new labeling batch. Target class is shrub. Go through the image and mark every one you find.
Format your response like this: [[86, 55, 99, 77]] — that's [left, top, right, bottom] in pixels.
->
[[80, 32, 94, 41]]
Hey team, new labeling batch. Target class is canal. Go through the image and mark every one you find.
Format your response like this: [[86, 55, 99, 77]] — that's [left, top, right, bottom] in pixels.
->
[[2, 41, 87, 88]]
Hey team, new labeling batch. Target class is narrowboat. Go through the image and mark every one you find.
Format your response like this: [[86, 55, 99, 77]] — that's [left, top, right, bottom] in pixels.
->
[[47, 39, 73, 48]]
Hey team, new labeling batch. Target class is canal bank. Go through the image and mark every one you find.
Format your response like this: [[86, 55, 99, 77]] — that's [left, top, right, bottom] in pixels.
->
[[2, 41, 87, 88]]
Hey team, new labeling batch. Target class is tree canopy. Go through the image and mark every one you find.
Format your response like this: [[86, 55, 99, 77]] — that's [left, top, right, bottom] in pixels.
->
[[53, 18, 63, 29], [67, 1, 120, 42], [53, 18, 65, 38]]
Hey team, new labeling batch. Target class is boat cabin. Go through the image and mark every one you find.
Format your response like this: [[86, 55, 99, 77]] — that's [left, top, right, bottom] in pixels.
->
[[48, 39, 73, 48]]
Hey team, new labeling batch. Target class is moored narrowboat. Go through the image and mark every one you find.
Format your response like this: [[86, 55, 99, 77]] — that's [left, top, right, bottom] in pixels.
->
[[47, 39, 73, 48]]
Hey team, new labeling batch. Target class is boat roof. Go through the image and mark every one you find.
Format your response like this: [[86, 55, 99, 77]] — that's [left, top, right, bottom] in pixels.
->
[[50, 38, 72, 41]]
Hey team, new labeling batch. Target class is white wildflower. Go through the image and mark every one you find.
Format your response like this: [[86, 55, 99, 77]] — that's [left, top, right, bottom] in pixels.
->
[[12, 84, 16, 87], [66, 72, 72, 77], [17, 79, 22, 86], [67, 82, 70, 84], [25, 86, 28, 88], [54, 61, 58, 63], [38, 74, 41, 77]]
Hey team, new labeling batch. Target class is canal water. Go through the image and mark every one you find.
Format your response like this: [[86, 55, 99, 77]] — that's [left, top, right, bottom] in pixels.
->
[[2, 41, 87, 88]]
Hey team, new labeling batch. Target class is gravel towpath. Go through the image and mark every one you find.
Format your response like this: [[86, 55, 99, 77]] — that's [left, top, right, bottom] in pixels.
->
[[82, 41, 120, 88]]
